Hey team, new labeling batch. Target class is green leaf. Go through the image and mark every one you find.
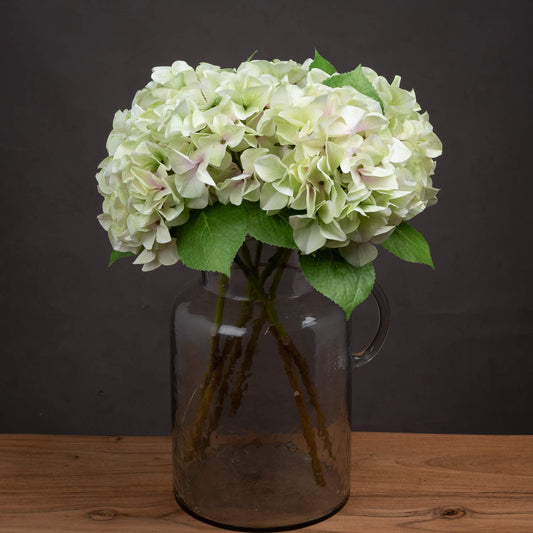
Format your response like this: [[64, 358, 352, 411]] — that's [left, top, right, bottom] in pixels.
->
[[245, 50, 258, 62], [309, 49, 337, 75], [382, 222, 434, 269], [299, 249, 375, 319], [174, 203, 247, 276], [244, 201, 297, 249], [108, 250, 135, 267], [323, 64, 384, 111]]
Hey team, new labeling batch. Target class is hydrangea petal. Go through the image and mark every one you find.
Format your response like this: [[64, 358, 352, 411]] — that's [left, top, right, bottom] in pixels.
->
[[260, 183, 289, 211], [388, 137, 412, 163], [254, 154, 288, 183], [289, 215, 327, 254], [157, 240, 180, 265], [339, 242, 378, 266], [240, 148, 269, 174]]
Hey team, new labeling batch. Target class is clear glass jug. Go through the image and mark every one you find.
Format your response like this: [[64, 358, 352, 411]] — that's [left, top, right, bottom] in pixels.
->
[[170, 242, 389, 530]]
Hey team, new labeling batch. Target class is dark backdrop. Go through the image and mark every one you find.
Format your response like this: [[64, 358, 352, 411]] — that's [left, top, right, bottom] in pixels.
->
[[1, 0, 532, 435]]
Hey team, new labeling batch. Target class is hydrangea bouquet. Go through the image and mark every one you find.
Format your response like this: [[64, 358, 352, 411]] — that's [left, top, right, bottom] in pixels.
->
[[97, 51, 442, 318], [96, 52, 442, 505]]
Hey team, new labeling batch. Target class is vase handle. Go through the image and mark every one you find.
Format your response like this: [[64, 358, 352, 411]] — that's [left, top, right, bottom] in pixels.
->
[[352, 282, 390, 368]]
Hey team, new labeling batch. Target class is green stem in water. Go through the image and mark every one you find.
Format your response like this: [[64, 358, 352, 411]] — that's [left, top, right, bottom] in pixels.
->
[[229, 306, 267, 417], [186, 246, 263, 455], [210, 274, 228, 355], [240, 240, 255, 272], [266, 252, 334, 458], [269, 313, 326, 486], [184, 245, 332, 487], [287, 343, 334, 459], [204, 296, 253, 444], [254, 241, 263, 269], [235, 248, 328, 486], [183, 274, 228, 460]]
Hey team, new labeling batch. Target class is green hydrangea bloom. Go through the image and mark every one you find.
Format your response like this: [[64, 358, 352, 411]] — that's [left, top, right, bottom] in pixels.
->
[[96, 58, 442, 270]]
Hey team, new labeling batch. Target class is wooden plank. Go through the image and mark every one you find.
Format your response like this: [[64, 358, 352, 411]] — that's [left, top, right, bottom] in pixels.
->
[[0, 433, 532, 532]]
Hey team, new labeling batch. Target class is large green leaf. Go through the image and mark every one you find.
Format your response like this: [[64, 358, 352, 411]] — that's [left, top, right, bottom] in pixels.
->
[[309, 49, 337, 75], [174, 203, 247, 275], [382, 222, 434, 268], [323, 64, 384, 111], [299, 249, 375, 318], [108, 250, 135, 267], [244, 201, 297, 249]]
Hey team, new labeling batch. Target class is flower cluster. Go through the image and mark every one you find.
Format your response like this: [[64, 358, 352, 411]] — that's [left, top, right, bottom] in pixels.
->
[[96, 58, 442, 271]]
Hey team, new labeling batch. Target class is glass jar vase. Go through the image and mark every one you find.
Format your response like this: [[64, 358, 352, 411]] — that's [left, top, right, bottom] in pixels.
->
[[170, 242, 388, 530]]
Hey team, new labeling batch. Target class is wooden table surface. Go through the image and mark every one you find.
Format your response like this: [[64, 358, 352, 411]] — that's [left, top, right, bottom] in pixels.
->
[[0, 432, 532, 532]]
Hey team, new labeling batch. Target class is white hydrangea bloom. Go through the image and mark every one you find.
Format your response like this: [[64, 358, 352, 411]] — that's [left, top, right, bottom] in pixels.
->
[[97, 58, 442, 270]]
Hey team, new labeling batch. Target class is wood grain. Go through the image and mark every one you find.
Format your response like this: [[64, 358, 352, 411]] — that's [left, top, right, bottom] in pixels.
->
[[0, 433, 532, 532]]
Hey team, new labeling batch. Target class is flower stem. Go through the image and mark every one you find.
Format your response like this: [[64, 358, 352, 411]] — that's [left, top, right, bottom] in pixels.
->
[[183, 245, 333, 487], [210, 274, 228, 355], [204, 298, 253, 444], [183, 274, 228, 460], [235, 248, 329, 486], [269, 313, 326, 486], [228, 306, 267, 416], [185, 246, 262, 456], [287, 343, 334, 459]]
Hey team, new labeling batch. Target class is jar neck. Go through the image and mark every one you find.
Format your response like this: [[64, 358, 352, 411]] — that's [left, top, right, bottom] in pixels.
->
[[202, 243, 312, 300]]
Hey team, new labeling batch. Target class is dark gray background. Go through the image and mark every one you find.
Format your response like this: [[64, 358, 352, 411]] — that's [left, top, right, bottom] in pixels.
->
[[1, 0, 532, 436]]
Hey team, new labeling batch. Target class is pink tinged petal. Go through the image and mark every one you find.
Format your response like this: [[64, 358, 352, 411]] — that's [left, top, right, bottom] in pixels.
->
[[170, 149, 215, 195], [168, 149, 196, 175], [353, 113, 389, 133], [174, 171, 206, 199], [221, 125, 246, 148], [146, 174, 168, 191]]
